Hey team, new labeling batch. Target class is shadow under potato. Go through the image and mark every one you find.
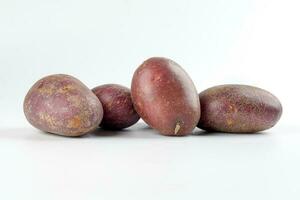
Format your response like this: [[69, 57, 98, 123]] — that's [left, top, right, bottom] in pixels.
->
[[139, 125, 152, 130], [90, 127, 131, 137], [192, 129, 270, 136], [41, 130, 91, 139]]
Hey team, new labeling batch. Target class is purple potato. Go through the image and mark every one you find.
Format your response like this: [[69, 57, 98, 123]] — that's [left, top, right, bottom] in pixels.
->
[[24, 74, 103, 136], [131, 57, 201, 136], [198, 84, 282, 133], [92, 84, 140, 129]]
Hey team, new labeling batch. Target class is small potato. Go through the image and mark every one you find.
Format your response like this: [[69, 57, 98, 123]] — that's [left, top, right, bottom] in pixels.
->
[[92, 84, 140, 129], [23, 74, 103, 136], [131, 57, 201, 136], [198, 84, 282, 133]]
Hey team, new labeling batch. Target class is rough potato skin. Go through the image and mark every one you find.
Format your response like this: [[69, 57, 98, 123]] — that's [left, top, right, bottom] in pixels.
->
[[198, 84, 282, 133], [23, 74, 103, 136], [131, 57, 201, 136], [92, 84, 140, 129]]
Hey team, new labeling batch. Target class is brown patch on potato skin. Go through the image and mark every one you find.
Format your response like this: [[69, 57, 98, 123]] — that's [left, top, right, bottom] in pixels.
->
[[131, 57, 201, 136], [198, 84, 282, 133], [23, 74, 103, 137], [92, 84, 140, 130]]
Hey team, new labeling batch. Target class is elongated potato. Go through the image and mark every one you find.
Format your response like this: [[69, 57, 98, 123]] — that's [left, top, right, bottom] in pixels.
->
[[131, 57, 201, 136], [198, 84, 282, 133], [24, 74, 103, 136], [92, 84, 140, 129]]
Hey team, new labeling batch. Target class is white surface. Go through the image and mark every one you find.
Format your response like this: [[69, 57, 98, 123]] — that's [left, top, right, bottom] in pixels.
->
[[0, 0, 300, 199], [1, 123, 300, 200]]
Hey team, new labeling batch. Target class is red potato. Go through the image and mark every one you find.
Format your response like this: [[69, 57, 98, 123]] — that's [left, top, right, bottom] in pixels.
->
[[198, 84, 282, 133], [131, 57, 201, 136], [92, 84, 140, 129], [23, 74, 103, 136]]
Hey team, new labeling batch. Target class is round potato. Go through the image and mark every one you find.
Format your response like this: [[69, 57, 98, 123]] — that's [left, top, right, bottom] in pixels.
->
[[92, 84, 140, 129], [198, 84, 282, 133], [24, 74, 103, 136], [131, 57, 201, 136]]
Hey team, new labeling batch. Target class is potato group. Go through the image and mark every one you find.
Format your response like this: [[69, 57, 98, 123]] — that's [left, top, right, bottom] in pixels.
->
[[92, 84, 140, 129], [23, 74, 103, 136], [197, 84, 282, 133], [131, 57, 201, 136], [23, 58, 283, 137]]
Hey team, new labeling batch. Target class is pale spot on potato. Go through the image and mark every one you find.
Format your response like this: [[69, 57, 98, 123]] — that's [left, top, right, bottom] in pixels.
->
[[67, 115, 82, 129], [58, 85, 75, 93], [154, 76, 161, 82], [38, 112, 56, 128], [37, 87, 55, 95], [226, 119, 234, 126], [229, 105, 238, 113], [174, 123, 181, 135], [136, 102, 142, 108], [67, 95, 81, 107], [107, 101, 113, 108]]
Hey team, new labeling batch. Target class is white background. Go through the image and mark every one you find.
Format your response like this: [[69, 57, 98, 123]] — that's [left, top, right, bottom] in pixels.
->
[[0, 0, 299, 199]]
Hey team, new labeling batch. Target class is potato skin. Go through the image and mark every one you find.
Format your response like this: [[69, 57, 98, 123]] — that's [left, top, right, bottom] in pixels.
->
[[198, 84, 282, 133], [92, 84, 140, 130], [131, 57, 201, 136], [23, 74, 103, 136]]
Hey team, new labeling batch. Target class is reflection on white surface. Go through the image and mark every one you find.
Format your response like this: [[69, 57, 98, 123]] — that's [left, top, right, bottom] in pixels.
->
[[0, 123, 299, 200]]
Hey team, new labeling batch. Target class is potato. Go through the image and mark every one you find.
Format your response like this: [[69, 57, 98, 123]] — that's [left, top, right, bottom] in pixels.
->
[[131, 57, 201, 136], [92, 84, 140, 129], [23, 74, 103, 136], [198, 84, 282, 133]]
